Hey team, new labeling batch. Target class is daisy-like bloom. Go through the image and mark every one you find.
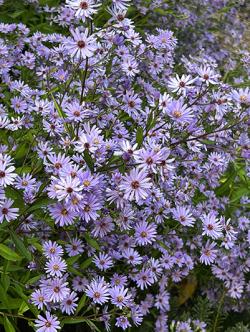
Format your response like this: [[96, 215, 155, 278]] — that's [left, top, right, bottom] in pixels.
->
[[44, 278, 70, 303], [121, 57, 139, 77], [15, 173, 36, 191], [119, 168, 152, 203], [135, 148, 162, 174], [0, 199, 19, 223], [136, 268, 155, 290], [155, 291, 170, 311], [49, 202, 77, 227], [54, 176, 83, 202], [45, 256, 67, 277], [66, 0, 100, 20], [115, 316, 131, 331], [159, 92, 172, 111], [80, 194, 102, 222], [168, 74, 195, 96], [197, 65, 219, 85], [31, 289, 49, 310], [134, 221, 157, 246], [208, 152, 225, 166], [231, 87, 250, 105], [85, 277, 110, 304], [61, 291, 78, 315], [109, 286, 131, 309], [172, 205, 195, 227], [111, 274, 128, 287], [65, 238, 84, 256], [34, 311, 60, 332], [166, 99, 193, 123], [201, 212, 223, 239], [92, 216, 115, 237], [114, 140, 138, 160], [64, 28, 96, 60], [122, 248, 142, 266], [43, 241, 64, 259], [200, 241, 217, 265], [64, 101, 85, 122], [112, 0, 131, 10], [93, 252, 113, 271], [0, 158, 17, 187]]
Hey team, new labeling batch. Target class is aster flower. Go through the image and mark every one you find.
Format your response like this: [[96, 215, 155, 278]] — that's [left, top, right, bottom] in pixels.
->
[[54, 176, 83, 202], [197, 65, 219, 85], [49, 202, 77, 227], [43, 278, 70, 303], [155, 291, 170, 311], [168, 74, 195, 96], [119, 168, 152, 203], [66, 0, 100, 20], [85, 277, 110, 304], [0, 199, 19, 223], [115, 316, 131, 330], [166, 99, 193, 123], [200, 241, 217, 265], [64, 28, 96, 59], [172, 206, 195, 227], [134, 221, 157, 246], [43, 241, 64, 259], [34, 312, 60, 332], [109, 286, 131, 309], [45, 256, 67, 277], [201, 212, 223, 239], [123, 248, 142, 266], [31, 289, 49, 310], [136, 268, 155, 290], [65, 238, 84, 256], [93, 252, 113, 271], [0, 158, 17, 187], [61, 291, 78, 315]]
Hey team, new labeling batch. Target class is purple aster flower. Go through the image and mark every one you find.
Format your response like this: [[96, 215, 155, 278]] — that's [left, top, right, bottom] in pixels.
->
[[80, 194, 102, 222], [134, 221, 157, 246], [65, 238, 84, 256], [172, 206, 195, 227], [136, 268, 155, 290], [61, 291, 78, 315], [166, 99, 193, 123], [93, 252, 113, 271], [34, 311, 60, 332], [200, 241, 218, 265], [85, 277, 110, 304], [168, 74, 195, 96], [115, 316, 131, 330], [64, 28, 96, 59], [31, 289, 49, 310], [66, 0, 100, 21], [43, 278, 70, 303], [49, 202, 77, 227], [45, 256, 67, 277], [0, 156, 17, 187], [0, 199, 19, 223], [109, 286, 131, 309], [155, 291, 170, 311], [201, 212, 223, 239], [123, 248, 142, 266], [15, 173, 36, 191], [43, 241, 64, 259], [54, 176, 83, 202], [119, 168, 152, 202]]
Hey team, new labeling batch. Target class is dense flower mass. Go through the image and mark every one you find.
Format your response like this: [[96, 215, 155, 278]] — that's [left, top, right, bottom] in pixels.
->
[[0, 0, 249, 331]]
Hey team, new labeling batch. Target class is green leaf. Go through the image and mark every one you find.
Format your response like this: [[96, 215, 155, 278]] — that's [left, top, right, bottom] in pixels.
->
[[27, 197, 54, 213], [3, 317, 15, 332], [76, 294, 86, 314], [18, 301, 29, 315], [84, 233, 100, 251], [62, 317, 86, 325], [80, 257, 92, 270], [83, 150, 94, 172], [0, 244, 22, 261], [136, 126, 144, 147], [10, 231, 32, 261]]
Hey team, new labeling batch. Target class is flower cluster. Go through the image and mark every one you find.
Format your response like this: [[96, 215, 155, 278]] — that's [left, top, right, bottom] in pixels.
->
[[0, 0, 249, 331]]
